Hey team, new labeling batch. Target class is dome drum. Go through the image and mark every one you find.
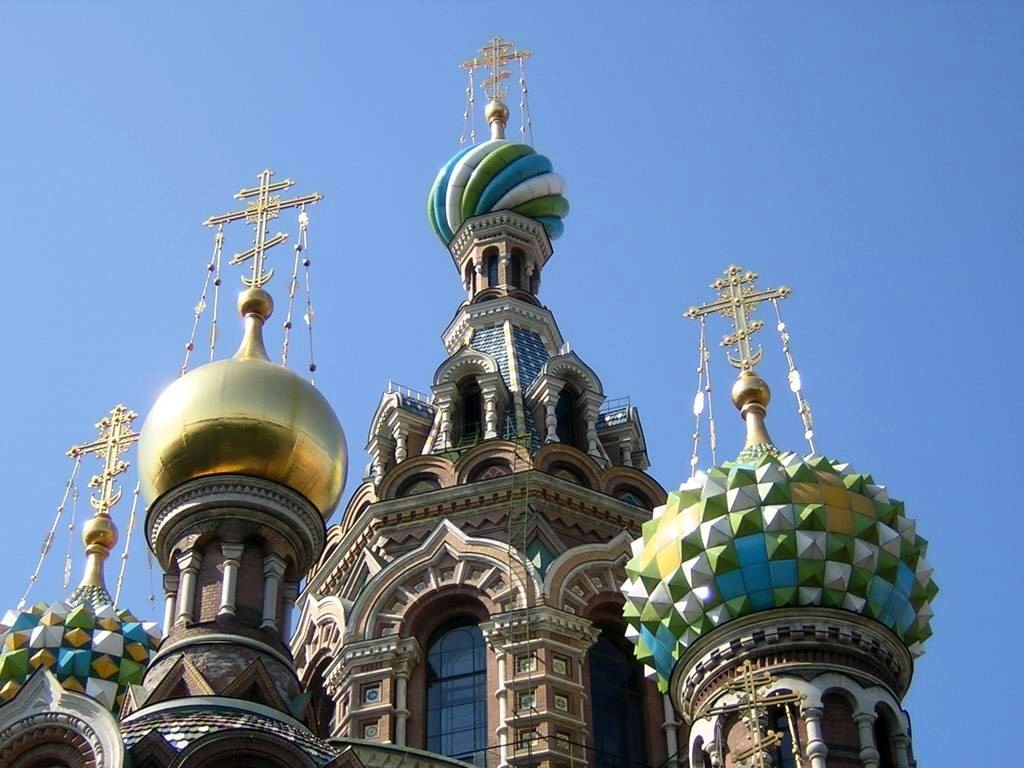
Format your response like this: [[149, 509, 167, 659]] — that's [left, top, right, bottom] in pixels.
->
[[146, 474, 326, 577]]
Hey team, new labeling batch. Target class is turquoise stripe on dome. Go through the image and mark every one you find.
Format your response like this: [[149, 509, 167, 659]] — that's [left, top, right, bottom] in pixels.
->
[[428, 144, 475, 243], [535, 216, 564, 239], [474, 154, 553, 216]]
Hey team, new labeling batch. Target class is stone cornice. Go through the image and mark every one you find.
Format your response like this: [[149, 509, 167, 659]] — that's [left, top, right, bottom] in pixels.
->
[[442, 296, 564, 357], [671, 607, 914, 720], [481, 606, 600, 650], [448, 211, 553, 270], [326, 636, 422, 691]]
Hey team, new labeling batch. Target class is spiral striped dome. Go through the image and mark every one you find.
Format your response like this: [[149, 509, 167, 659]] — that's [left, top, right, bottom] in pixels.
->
[[428, 140, 569, 244]]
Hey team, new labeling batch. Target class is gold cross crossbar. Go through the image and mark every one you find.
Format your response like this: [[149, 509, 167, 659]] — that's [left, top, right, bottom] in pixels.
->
[[66, 404, 139, 517], [459, 35, 531, 102], [203, 169, 322, 288], [686, 265, 790, 371]]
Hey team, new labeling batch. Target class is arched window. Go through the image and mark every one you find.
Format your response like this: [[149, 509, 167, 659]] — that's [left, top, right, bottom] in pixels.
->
[[426, 622, 488, 765], [464, 261, 476, 294], [398, 473, 442, 497], [874, 708, 898, 768], [458, 379, 483, 445], [555, 388, 579, 446], [768, 705, 800, 768], [588, 622, 647, 768], [614, 486, 651, 509], [508, 249, 523, 289], [485, 250, 499, 287]]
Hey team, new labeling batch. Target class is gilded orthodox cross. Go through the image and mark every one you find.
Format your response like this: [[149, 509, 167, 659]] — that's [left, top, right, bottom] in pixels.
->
[[459, 35, 532, 102], [697, 659, 804, 768], [66, 404, 139, 517], [686, 265, 791, 371], [203, 169, 322, 288]]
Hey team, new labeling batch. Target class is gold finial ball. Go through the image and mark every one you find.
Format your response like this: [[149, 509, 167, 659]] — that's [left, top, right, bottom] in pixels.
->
[[238, 287, 274, 321], [82, 515, 118, 550], [731, 371, 772, 411], [485, 99, 510, 126]]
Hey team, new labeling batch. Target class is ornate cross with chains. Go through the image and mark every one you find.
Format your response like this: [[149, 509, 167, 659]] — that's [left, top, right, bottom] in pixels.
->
[[66, 404, 139, 517], [686, 265, 791, 371], [203, 169, 322, 288], [459, 35, 532, 102], [697, 659, 805, 768]]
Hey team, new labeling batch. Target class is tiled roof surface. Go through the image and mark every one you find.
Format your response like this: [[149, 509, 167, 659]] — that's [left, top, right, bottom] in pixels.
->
[[121, 706, 338, 764], [470, 326, 509, 383], [511, 327, 548, 390]]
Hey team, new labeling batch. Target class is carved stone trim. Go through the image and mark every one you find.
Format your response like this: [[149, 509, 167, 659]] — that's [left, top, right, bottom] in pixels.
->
[[671, 608, 914, 720]]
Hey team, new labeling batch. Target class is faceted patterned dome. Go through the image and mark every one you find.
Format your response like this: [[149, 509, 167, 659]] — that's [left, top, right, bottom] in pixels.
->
[[620, 451, 937, 691], [0, 588, 160, 711], [428, 139, 569, 244]]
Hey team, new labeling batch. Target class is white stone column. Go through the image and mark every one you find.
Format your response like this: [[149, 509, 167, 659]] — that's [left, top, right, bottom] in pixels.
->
[[620, 437, 634, 467], [395, 662, 411, 746], [218, 543, 244, 617], [162, 573, 178, 636], [854, 712, 880, 768], [544, 400, 558, 442], [892, 734, 911, 768], [662, 694, 680, 767], [439, 402, 453, 450], [802, 706, 828, 768], [495, 650, 510, 767], [484, 390, 498, 439], [583, 401, 601, 458], [175, 550, 201, 626], [260, 553, 287, 631], [393, 426, 408, 463], [280, 582, 299, 641]]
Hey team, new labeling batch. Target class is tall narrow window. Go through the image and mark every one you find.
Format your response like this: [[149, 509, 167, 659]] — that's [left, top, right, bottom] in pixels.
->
[[508, 249, 523, 289], [770, 707, 799, 768], [459, 380, 483, 444], [485, 251, 499, 287], [426, 622, 488, 765], [874, 712, 897, 768], [464, 261, 476, 294], [588, 623, 648, 768], [555, 388, 578, 446]]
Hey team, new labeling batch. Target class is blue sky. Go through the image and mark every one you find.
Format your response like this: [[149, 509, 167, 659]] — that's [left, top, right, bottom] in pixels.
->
[[1, 2, 1020, 764]]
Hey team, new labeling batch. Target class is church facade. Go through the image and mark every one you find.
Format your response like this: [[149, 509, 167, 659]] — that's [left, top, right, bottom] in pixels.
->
[[0, 37, 935, 768]]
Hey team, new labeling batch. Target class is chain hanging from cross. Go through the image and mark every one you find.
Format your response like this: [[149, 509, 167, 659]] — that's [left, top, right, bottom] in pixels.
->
[[203, 169, 322, 289], [698, 659, 805, 768], [66, 404, 139, 518], [686, 265, 791, 371], [459, 35, 532, 103]]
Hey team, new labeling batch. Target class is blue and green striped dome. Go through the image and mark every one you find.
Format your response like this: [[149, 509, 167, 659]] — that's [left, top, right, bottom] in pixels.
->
[[428, 140, 569, 244]]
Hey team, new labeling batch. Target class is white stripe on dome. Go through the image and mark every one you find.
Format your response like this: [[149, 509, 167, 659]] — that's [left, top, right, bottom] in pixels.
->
[[445, 139, 509, 235], [491, 173, 565, 212]]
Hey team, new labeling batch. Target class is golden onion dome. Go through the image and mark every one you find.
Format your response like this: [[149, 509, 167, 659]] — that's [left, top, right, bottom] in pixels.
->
[[138, 287, 347, 518]]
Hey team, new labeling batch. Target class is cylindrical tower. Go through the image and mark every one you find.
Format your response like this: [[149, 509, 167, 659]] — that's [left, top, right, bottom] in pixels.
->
[[621, 267, 936, 768]]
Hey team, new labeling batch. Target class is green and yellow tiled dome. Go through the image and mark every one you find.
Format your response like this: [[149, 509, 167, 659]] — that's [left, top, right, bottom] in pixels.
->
[[620, 451, 937, 691], [0, 586, 160, 711]]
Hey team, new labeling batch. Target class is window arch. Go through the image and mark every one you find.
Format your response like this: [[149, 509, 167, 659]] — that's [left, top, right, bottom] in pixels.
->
[[614, 486, 651, 509], [874, 705, 898, 768], [464, 261, 476, 294], [588, 622, 648, 768], [398, 473, 442, 497], [508, 249, 523, 289], [555, 388, 579, 446], [458, 379, 483, 445], [426, 621, 488, 765], [469, 460, 511, 482], [484, 249, 499, 287]]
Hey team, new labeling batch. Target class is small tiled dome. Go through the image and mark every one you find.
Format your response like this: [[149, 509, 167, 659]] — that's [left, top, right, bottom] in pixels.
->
[[620, 451, 937, 691], [0, 587, 160, 711]]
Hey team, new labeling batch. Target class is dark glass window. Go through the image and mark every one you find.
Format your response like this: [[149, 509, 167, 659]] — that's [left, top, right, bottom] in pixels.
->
[[555, 389, 578, 446], [485, 252, 499, 287], [874, 715, 897, 768], [771, 708, 799, 768], [427, 622, 488, 765], [588, 624, 648, 768], [459, 380, 483, 444], [465, 261, 476, 294], [508, 250, 523, 288]]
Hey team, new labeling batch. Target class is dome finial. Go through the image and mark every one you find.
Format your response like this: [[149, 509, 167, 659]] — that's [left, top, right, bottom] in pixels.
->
[[686, 265, 791, 460], [459, 36, 531, 142], [65, 404, 139, 595]]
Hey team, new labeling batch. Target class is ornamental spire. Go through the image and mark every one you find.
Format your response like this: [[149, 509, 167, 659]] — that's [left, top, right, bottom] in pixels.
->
[[686, 265, 790, 460], [459, 35, 532, 140], [65, 404, 139, 594]]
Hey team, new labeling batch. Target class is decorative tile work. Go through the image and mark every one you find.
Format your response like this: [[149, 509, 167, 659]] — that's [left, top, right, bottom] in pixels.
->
[[511, 327, 548, 390], [121, 705, 338, 763], [620, 452, 938, 692], [597, 407, 630, 429], [551, 656, 568, 676], [471, 327, 510, 384], [0, 594, 160, 710]]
